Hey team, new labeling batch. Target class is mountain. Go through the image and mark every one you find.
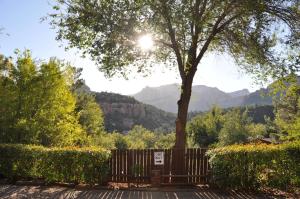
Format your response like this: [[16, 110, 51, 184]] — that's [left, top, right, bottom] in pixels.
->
[[133, 84, 250, 113], [242, 88, 272, 106], [133, 84, 180, 113], [83, 76, 298, 132], [241, 75, 300, 106], [133, 84, 274, 113], [94, 92, 176, 133], [228, 89, 250, 98]]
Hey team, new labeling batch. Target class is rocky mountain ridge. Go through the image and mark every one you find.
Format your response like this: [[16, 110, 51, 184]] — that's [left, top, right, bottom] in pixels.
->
[[94, 92, 176, 133], [133, 84, 271, 113], [89, 76, 299, 132]]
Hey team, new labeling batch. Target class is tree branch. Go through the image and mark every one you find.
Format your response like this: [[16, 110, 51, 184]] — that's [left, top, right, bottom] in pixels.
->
[[186, 0, 205, 72], [161, 2, 185, 79], [194, 1, 240, 68], [154, 39, 173, 48], [198, 0, 208, 22]]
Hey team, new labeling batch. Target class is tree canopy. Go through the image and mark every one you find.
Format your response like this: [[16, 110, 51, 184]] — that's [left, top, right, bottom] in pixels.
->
[[51, 0, 300, 78], [0, 51, 105, 146], [50, 0, 300, 149], [273, 74, 300, 140]]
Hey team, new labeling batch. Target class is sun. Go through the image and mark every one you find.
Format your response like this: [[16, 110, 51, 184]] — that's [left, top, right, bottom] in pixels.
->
[[137, 34, 154, 51]]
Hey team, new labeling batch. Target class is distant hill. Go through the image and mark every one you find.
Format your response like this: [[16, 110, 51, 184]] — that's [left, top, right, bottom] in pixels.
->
[[133, 84, 180, 113], [228, 89, 250, 98], [132, 78, 300, 113], [241, 88, 272, 106], [81, 76, 298, 132], [133, 84, 256, 112], [226, 105, 275, 123], [94, 92, 176, 133], [188, 105, 275, 124], [240, 76, 300, 106]]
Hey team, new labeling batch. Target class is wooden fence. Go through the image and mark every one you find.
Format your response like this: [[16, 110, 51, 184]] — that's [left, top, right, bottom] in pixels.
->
[[109, 148, 209, 185]]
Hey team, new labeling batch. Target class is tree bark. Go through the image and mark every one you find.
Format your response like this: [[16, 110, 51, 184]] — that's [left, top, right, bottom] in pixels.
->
[[174, 81, 192, 149], [172, 69, 195, 183], [174, 62, 196, 149]]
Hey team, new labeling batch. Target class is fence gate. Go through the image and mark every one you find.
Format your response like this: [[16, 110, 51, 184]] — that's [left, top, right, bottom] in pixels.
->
[[109, 148, 209, 185]]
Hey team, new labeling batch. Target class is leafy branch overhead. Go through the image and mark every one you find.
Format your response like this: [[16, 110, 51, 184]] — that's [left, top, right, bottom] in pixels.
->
[[50, 0, 300, 149], [50, 0, 300, 79]]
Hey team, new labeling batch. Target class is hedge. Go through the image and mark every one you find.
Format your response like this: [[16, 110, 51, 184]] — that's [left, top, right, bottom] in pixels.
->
[[0, 144, 111, 184], [207, 141, 300, 190]]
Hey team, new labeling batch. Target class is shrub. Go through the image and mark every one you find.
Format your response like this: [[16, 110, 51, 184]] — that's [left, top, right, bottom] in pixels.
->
[[0, 144, 110, 184], [207, 141, 300, 190]]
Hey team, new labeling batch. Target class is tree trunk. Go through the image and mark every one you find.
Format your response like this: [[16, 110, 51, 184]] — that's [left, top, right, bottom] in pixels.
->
[[172, 72, 194, 183], [174, 74, 194, 149]]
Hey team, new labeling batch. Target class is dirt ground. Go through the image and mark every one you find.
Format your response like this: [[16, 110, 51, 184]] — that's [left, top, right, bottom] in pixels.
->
[[0, 184, 291, 199]]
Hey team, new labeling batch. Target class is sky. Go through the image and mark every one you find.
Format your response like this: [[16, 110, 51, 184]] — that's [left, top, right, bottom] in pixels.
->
[[0, 0, 263, 95]]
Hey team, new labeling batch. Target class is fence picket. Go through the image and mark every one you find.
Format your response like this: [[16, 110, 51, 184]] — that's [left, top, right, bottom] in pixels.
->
[[109, 148, 209, 184]]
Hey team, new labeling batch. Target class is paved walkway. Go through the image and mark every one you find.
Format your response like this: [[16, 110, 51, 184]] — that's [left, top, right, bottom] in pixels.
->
[[0, 185, 282, 199]]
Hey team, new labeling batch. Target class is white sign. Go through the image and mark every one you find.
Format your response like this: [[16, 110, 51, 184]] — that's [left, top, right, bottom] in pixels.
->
[[154, 151, 164, 165]]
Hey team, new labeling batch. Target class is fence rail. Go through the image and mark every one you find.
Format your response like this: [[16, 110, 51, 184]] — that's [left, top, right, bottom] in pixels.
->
[[109, 148, 210, 184]]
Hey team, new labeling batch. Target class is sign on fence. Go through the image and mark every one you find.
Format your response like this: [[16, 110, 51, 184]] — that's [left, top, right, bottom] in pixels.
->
[[109, 148, 209, 184], [154, 151, 164, 165]]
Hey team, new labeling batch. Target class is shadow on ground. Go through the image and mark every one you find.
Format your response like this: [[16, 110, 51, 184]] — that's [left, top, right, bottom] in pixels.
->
[[0, 185, 283, 199]]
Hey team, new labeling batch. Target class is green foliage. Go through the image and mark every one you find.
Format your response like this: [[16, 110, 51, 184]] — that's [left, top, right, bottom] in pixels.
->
[[0, 55, 16, 139], [126, 125, 156, 149], [208, 141, 300, 190], [105, 126, 175, 149], [71, 68, 105, 137], [246, 123, 267, 138], [90, 132, 117, 149], [154, 133, 175, 149], [50, 0, 300, 149], [187, 106, 223, 147], [50, 0, 300, 80], [0, 144, 110, 184], [0, 52, 88, 146], [75, 93, 104, 136], [114, 133, 128, 150], [238, 105, 274, 124], [187, 106, 269, 147], [0, 52, 106, 147], [125, 125, 175, 149], [218, 109, 251, 146], [273, 74, 300, 140]]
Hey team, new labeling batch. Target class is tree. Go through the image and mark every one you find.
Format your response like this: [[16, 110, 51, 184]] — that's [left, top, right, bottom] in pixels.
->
[[273, 74, 300, 140], [187, 106, 223, 147], [69, 67, 106, 139], [218, 109, 251, 146], [187, 106, 270, 146], [75, 92, 105, 136], [115, 134, 129, 149], [50, 0, 300, 149], [0, 55, 18, 142], [126, 125, 156, 149], [0, 51, 86, 146]]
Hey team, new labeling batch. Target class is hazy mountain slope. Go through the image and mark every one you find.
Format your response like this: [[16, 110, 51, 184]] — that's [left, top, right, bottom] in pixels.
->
[[83, 76, 298, 132], [228, 89, 250, 98], [241, 88, 272, 106], [133, 84, 180, 113], [133, 76, 299, 113], [189, 85, 235, 111], [133, 84, 253, 112], [189, 105, 274, 124]]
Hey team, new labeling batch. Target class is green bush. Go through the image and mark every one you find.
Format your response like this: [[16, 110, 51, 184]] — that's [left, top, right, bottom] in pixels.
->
[[0, 144, 110, 184], [207, 141, 300, 190]]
